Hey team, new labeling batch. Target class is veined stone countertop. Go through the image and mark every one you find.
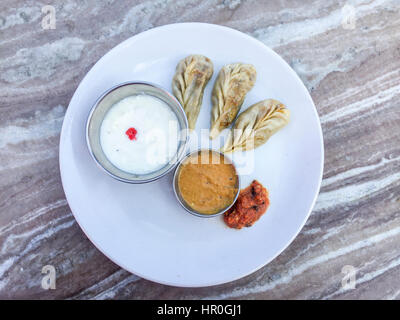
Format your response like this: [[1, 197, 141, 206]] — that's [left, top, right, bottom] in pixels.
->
[[0, 0, 399, 299]]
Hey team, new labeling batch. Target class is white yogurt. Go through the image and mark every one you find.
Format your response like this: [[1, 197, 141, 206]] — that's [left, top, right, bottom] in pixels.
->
[[100, 94, 180, 174]]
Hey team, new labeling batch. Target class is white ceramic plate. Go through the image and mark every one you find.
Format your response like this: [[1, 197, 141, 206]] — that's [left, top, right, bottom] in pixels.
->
[[60, 23, 324, 287]]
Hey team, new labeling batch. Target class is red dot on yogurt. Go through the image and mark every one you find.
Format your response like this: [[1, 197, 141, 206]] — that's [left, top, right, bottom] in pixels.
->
[[125, 127, 137, 140]]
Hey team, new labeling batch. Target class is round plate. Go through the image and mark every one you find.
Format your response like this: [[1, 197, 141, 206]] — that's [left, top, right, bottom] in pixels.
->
[[60, 23, 324, 287]]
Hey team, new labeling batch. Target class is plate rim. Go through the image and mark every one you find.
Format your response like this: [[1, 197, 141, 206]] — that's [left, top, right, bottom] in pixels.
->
[[59, 22, 324, 287]]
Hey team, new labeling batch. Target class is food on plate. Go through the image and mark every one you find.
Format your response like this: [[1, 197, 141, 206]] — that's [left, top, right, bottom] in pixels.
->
[[172, 55, 214, 130], [177, 150, 239, 215], [100, 94, 180, 174], [224, 180, 269, 229], [209, 63, 256, 139], [221, 99, 290, 153]]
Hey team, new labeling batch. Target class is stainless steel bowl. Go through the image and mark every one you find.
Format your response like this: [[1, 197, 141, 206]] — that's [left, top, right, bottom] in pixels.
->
[[173, 149, 240, 218], [86, 81, 189, 184]]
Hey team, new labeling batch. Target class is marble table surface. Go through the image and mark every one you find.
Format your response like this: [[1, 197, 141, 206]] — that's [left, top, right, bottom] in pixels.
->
[[1, 0, 399, 300]]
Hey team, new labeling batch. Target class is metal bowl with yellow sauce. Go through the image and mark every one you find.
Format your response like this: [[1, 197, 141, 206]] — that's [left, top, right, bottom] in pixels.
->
[[173, 149, 240, 218]]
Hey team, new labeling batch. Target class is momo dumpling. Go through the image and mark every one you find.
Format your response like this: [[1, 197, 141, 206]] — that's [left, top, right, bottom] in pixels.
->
[[172, 55, 214, 130], [210, 63, 256, 139], [221, 99, 290, 153]]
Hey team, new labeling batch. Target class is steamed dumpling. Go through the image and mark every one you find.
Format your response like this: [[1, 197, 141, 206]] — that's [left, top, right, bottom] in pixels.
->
[[210, 63, 256, 139], [221, 99, 290, 153], [172, 55, 214, 130]]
